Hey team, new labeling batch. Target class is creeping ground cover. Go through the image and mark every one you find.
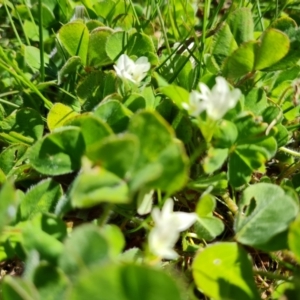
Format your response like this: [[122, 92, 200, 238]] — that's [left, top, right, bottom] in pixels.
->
[[2, 0, 300, 299]]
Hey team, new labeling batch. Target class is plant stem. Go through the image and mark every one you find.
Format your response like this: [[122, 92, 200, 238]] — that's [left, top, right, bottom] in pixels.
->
[[279, 147, 300, 158], [97, 204, 113, 227], [4, 2, 22, 47], [0, 98, 20, 108], [38, 0, 45, 82], [0, 59, 52, 109], [253, 270, 293, 282], [128, 0, 142, 31], [255, 0, 264, 31], [12, 2, 30, 45], [156, 2, 171, 56], [200, 0, 211, 75]]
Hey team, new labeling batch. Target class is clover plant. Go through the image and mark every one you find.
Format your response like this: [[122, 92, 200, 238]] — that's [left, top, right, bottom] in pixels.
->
[[1, 0, 300, 299]]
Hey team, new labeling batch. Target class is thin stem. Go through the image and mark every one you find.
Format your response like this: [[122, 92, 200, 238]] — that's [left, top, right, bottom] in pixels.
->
[[157, 189, 162, 206], [255, 0, 264, 31], [222, 193, 238, 215], [277, 160, 299, 183], [97, 204, 113, 227], [253, 270, 293, 282], [13, 2, 30, 45], [279, 146, 300, 158], [156, 2, 171, 56], [200, 0, 211, 76], [128, 0, 142, 31], [0, 98, 20, 108], [4, 2, 22, 46], [38, 0, 45, 81], [287, 123, 300, 131], [0, 91, 19, 97], [0, 59, 52, 109], [23, 0, 38, 32]]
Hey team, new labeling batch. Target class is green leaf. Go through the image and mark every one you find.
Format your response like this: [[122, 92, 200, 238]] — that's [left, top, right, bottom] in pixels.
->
[[23, 45, 49, 72], [92, 0, 117, 20], [57, 0, 73, 22], [159, 85, 189, 111], [192, 243, 260, 300], [100, 224, 125, 258], [87, 134, 138, 178], [33, 263, 69, 300], [223, 41, 256, 78], [254, 29, 290, 70], [32, 3, 55, 27], [275, 124, 289, 148], [194, 194, 224, 241], [59, 224, 109, 279], [29, 126, 85, 176], [58, 21, 89, 65], [106, 31, 128, 61], [93, 100, 133, 133], [77, 70, 117, 111], [128, 111, 188, 193], [58, 56, 82, 85], [228, 144, 267, 187], [65, 114, 113, 157], [270, 16, 297, 32], [127, 32, 156, 57], [150, 142, 188, 192], [212, 23, 238, 66], [23, 20, 49, 42], [2, 276, 39, 300], [234, 113, 268, 143], [203, 147, 228, 174], [18, 179, 63, 221], [265, 27, 300, 71], [288, 215, 300, 263], [235, 183, 299, 248], [87, 27, 113, 67], [0, 108, 44, 142], [20, 216, 64, 264], [0, 181, 17, 233], [212, 120, 238, 148], [228, 8, 254, 45], [70, 168, 130, 208], [262, 106, 283, 124], [68, 264, 182, 300], [244, 88, 268, 115], [47, 103, 79, 131], [188, 173, 228, 194], [86, 20, 106, 31], [0, 144, 28, 175], [124, 93, 146, 112]]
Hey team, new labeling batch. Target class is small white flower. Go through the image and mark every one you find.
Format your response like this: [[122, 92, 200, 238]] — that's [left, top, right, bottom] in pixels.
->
[[184, 76, 241, 120], [148, 199, 198, 259], [113, 54, 150, 84]]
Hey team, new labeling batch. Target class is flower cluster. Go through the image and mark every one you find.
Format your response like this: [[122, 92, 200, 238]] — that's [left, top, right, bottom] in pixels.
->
[[148, 199, 198, 259], [183, 76, 241, 120], [114, 54, 150, 84]]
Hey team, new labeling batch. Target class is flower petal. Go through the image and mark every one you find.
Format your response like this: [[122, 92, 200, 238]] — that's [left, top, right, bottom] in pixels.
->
[[148, 226, 179, 259], [198, 83, 211, 100], [170, 212, 198, 231], [151, 207, 161, 224], [161, 198, 174, 221]]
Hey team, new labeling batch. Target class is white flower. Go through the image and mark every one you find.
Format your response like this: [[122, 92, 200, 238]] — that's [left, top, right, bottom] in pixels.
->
[[113, 54, 150, 84], [184, 76, 241, 120], [148, 199, 198, 259]]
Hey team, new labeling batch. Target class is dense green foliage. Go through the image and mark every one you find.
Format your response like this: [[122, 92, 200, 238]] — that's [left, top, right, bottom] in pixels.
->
[[0, 0, 300, 299]]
